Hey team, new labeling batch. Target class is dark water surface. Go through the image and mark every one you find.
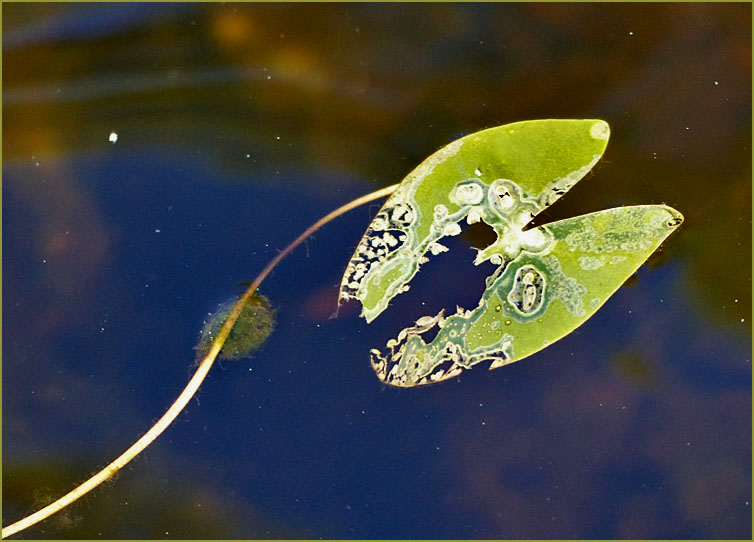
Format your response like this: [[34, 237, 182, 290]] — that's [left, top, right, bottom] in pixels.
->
[[3, 3, 751, 539]]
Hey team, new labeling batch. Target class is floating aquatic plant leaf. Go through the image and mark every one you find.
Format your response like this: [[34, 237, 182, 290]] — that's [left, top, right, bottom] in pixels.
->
[[195, 293, 276, 361], [339, 119, 683, 387]]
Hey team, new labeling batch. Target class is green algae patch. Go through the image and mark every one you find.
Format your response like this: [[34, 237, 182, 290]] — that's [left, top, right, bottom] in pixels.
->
[[196, 293, 276, 361]]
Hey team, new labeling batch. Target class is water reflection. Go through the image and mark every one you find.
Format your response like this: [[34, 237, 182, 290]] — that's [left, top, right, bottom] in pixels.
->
[[3, 2, 750, 539]]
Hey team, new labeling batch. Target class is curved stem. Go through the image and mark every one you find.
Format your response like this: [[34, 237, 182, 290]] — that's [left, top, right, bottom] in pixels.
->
[[2, 183, 398, 539]]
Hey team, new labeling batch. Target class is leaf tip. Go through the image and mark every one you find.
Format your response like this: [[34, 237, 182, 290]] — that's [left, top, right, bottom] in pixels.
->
[[589, 119, 610, 142], [660, 205, 684, 229]]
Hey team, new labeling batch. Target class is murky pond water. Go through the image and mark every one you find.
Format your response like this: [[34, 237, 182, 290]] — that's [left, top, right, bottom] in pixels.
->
[[3, 3, 750, 539]]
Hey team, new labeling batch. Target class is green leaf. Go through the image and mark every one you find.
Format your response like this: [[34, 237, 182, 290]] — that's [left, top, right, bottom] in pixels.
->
[[339, 119, 683, 387]]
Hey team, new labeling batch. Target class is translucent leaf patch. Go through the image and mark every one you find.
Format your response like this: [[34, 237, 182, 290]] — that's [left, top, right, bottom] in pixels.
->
[[339, 119, 683, 387]]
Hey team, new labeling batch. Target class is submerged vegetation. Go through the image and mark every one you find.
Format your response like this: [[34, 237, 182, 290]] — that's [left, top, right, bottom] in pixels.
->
[[195, 293, 276, 362]]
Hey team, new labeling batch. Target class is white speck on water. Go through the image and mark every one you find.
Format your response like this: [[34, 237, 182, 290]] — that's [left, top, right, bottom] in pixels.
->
[[275, 136, 280, 140], [714, 81, 719, 86], [155, 229, 161, 233], [245, 153, 251, 158], [741, 318, 745, 323], [628, 31, 633, 35], [734, 298, 739, 303], [109, 132, 118, 143]]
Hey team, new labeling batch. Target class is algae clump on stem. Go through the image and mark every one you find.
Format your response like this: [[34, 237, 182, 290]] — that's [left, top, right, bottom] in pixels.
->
[[195, 293, 276, 361]]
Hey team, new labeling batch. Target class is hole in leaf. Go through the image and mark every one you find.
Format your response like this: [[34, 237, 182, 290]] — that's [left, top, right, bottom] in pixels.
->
[[382, 228, 494, 340], [463, 220, 498, 250]]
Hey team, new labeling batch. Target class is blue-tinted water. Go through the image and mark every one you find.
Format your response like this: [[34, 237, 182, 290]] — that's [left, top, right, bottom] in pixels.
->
[[3, 3, 751, 539]]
